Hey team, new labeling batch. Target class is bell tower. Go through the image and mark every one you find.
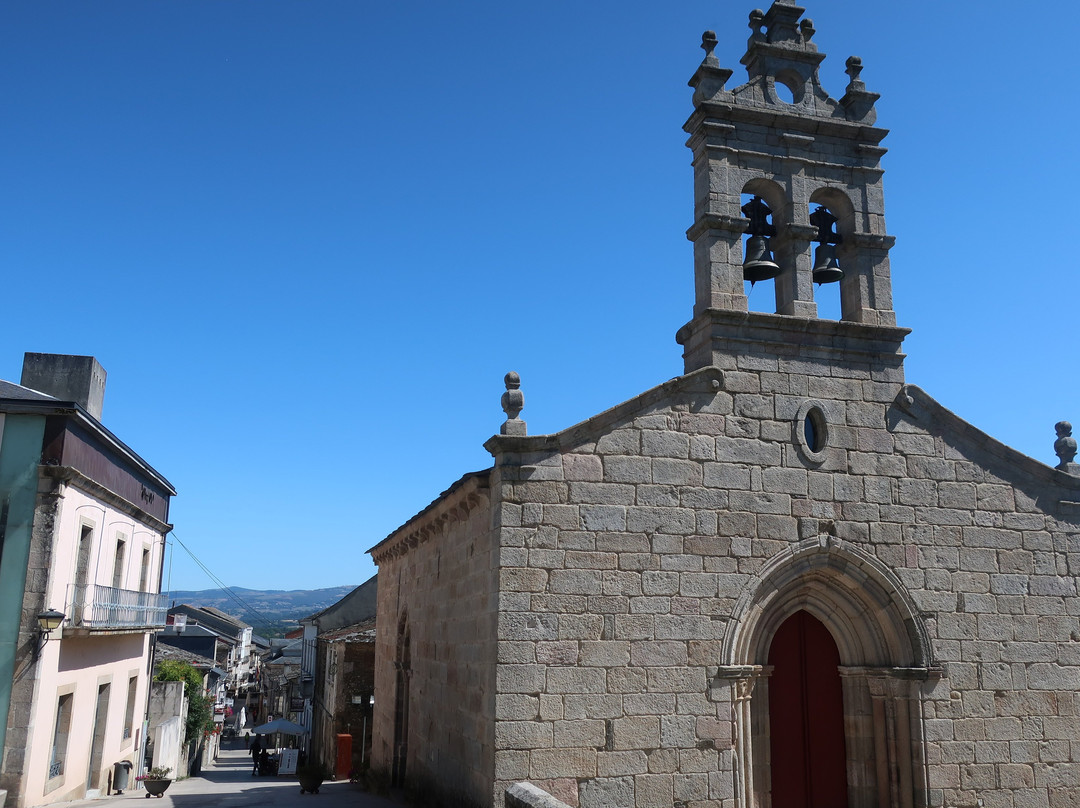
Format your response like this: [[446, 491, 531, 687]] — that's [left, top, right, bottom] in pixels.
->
[[677, 1, 907, 375]]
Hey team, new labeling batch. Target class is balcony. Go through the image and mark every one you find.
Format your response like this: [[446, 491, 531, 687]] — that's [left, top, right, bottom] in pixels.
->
[[65, 584, 169, 632]]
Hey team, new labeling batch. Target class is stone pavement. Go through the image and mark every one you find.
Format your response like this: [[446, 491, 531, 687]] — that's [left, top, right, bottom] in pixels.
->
[[56, 740, 403, 808]]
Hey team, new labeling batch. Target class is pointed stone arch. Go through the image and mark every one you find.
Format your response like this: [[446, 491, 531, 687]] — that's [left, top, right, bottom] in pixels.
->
[[716, 538, 940, 808], [392, 610, 411, 788], [723, 536, 932, 669]]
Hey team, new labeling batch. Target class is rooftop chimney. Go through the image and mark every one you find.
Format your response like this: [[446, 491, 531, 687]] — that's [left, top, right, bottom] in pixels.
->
[[20, 353, 107, 421]]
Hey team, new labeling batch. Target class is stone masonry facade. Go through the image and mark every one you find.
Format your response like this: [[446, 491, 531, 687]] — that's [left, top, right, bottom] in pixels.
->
[[371, 472, 499, 803], [369, 4, 1080, 808]]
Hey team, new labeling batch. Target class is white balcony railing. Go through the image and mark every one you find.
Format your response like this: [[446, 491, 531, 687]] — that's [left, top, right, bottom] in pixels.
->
[[66, 584, 169, 630]]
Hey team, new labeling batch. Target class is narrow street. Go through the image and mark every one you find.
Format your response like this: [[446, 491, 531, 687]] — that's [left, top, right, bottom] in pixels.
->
[[58, 739, 403, 808]]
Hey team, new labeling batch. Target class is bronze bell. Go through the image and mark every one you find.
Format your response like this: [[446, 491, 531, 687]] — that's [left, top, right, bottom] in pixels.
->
[[809, 205, 843, 285], [812, 243, 843, 285], [741, 196, 781, 284], [743, 234, 781, 283]]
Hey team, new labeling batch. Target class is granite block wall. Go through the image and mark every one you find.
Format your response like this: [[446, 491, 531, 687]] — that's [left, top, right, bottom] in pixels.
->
[[487, 358, 1080, 808], [371, 474, 499, 806]]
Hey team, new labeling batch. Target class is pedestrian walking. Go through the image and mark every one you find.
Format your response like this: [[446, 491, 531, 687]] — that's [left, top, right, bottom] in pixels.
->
[[249, 737, 262, 776]]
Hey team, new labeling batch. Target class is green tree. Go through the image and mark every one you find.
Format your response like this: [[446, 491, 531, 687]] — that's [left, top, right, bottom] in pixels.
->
[[155, 660, 213, 740]]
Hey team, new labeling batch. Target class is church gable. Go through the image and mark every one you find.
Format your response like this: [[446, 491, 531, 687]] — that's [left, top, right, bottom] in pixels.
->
[[487, 345, 1080, 808]]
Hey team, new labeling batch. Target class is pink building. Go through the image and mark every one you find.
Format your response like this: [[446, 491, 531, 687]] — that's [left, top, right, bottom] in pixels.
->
[[0, 354, 175, 807]]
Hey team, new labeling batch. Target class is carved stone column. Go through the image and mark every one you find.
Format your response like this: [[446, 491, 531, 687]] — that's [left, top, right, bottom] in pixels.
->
[[712, 665, 769, 808], [772, 222, 818, 317], [840, 666, 935, 808]]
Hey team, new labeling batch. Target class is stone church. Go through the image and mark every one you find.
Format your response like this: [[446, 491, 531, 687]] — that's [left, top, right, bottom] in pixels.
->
[[368, 3, 1080, 808]]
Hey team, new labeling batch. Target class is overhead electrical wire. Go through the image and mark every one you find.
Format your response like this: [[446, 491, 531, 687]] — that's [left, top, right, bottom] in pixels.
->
[[165, 530, 281, 636]]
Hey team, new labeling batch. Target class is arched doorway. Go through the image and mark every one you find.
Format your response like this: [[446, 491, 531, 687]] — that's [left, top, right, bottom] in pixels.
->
[[767, 610, 847, 808], [719, 539, 939, 808]]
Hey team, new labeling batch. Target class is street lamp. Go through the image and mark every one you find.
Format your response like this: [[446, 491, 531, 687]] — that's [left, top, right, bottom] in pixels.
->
[[36, 608, 66, 656]]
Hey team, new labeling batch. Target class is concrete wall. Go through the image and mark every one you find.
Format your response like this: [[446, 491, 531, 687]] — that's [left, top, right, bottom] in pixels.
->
[[149, 716, 183, 781], [20, 355, 106, 422], [371, 474, 499, 806]]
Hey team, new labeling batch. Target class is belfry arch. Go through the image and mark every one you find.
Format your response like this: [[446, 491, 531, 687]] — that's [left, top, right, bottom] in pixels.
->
[[716, 538, 939, 808]]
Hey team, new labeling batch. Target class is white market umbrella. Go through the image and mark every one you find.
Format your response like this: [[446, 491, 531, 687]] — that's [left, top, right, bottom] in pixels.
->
[[252, 718, 309, 736]]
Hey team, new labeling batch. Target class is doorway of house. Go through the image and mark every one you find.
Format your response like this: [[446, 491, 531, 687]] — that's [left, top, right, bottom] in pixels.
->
[[767, 610, 848, 808], [86, 682, 111, 792]]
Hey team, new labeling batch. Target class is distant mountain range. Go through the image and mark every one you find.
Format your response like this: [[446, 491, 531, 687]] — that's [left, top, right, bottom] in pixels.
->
[[164, 585, 358, 638]]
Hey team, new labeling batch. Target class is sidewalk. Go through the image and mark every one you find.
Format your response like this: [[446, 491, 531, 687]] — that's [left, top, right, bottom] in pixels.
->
[[56, 739, 402, 808]]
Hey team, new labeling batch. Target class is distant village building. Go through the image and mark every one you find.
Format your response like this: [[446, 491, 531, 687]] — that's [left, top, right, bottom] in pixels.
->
[[310, 620, 376, 778], [162, 604, 257, 707], [368, 5, 1080, 808], [260, 634, 305, 731], [299, 575, 378, 778], [0, 354, 175, 808]]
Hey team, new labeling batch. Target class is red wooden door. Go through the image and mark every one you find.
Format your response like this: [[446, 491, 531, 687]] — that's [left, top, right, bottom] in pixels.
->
[[767, 610, 848, 808], [335, 734, 352, 780]]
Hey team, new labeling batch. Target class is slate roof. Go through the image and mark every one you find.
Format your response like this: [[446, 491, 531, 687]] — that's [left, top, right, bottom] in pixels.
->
[[201, 606, 250, 630], [302, 575, 378, 630], [169, 605, 249, 640], [318, 617, 377, 643], [0, 379, 57, 401], [367, 469, 490, 557], [154, 642, 218, 670]]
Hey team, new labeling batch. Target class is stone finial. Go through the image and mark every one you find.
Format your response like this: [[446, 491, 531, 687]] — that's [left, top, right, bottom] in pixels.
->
[[839, 54, 879, 123], [689, 28, 733, 106], [800, 18, 816, 45], [760, 1, 802, 46], [748, 10, 766, 45], [1055, 421, 1078, 473], [500, 372, 526, 436], [845, 56, 866, 92], [701, 30, 719, 65]]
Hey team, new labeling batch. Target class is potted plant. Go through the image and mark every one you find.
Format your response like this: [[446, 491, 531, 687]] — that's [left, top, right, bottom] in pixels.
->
[[136, 766, 173, 798], [296, 763, 327, 795]]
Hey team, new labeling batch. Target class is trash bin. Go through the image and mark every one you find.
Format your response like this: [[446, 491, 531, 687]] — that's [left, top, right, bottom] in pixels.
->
[[112, 760, 133, 794]]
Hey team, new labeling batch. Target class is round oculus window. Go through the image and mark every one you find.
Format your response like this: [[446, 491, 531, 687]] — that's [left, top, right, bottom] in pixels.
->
[[794, 400, 829, 464]]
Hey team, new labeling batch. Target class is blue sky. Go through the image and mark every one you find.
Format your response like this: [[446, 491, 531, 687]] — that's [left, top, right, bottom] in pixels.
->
[[2, 1, 1076, 594]]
